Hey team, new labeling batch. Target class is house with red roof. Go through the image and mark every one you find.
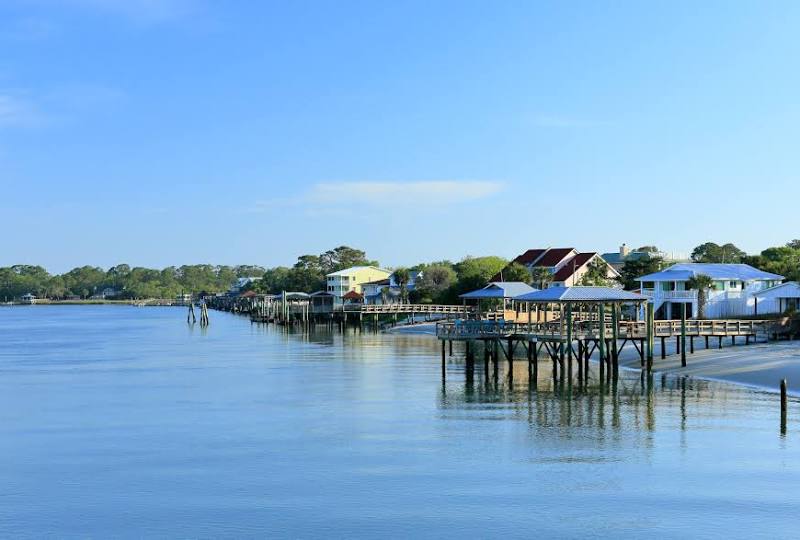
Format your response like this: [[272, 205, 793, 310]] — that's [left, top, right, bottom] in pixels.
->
[[494, 247, 620, 288]]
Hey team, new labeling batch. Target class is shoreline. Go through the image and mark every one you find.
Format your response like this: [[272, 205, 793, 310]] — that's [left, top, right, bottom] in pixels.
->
[[388, 322, 800, 396]]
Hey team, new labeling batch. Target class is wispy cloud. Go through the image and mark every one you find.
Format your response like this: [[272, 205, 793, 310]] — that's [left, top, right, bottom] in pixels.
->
[[246, 180, 505, 216]]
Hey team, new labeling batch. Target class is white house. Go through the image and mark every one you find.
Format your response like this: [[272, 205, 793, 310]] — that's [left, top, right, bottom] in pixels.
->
[[20, 293, 37, 305], [229, 276, 261, 295], [754, 282, 800, 315], [637, 263, 784, 319]]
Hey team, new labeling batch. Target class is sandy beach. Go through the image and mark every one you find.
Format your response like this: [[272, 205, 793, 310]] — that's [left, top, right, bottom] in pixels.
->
[[617, 339, 800, 395]]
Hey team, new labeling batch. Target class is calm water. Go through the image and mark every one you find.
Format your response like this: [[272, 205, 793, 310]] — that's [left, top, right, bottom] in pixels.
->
[[1, 306, 798, 538]]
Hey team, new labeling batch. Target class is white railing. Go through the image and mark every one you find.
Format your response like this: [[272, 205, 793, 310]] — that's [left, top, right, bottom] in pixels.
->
[[640, 290, 697, 300]]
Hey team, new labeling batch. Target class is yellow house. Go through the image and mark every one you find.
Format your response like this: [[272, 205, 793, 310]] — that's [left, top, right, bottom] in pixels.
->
[[326, 266, 391, 299]]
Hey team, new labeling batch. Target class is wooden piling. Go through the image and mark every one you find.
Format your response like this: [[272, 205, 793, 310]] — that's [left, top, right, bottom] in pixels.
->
[[441, 340, 446, 379], [781, 379, 788, 434], [680, 302, 687, 367]]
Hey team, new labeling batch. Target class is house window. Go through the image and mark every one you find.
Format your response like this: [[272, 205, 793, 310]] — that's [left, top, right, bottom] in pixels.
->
[[642, 282, 654, 290], [729, 281, 740, 289], [713, 281, 725, 291]]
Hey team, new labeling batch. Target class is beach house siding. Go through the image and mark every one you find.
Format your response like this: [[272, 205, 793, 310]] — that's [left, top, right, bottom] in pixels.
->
[[326, 266, 392, 300], [637, 263, 784, 319]]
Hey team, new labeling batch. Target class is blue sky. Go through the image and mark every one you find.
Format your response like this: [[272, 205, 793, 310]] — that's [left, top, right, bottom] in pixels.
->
[[2, 1, 799, 272]]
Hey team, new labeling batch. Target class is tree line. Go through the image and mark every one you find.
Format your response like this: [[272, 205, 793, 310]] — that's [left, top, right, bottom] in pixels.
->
[[2, 240, 798, 302]]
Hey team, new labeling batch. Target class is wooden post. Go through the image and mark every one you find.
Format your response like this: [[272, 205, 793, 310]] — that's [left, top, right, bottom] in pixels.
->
[[781, 379, 788, 434], [441, 340, 446, 379], [680, 302, 687, 367], [532, 341, 539, 382], [598, 303, 606, 366], [660, 337, 666, 359], [566, 304, 573, 380], [449, 340, 453, 356], [646, 302, 654, 370], [611, 303, 619, 372]]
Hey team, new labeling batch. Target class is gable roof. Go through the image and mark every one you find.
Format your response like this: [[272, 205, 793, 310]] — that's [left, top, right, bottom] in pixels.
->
[[460, 281, 537, 299], [637, 263, 784, 282], [342, 290, 363, 300], [535, 248, 577, 267], [515, 286, 646, 303], [754, 281, 800, 299], [513, 249, 547, 265], [552, 252, 597, 282]]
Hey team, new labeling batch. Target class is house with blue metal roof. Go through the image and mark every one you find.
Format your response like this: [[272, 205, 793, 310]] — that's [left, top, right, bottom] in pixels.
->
[[637, 263, 784, 319]]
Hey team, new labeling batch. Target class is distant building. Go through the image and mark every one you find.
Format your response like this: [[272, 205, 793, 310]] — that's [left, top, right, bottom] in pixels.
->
[[637, 263, 784, 319], [326, 266, 391, 300], [176, 293, 193, 304], [496, 247, 619, 288], [362, 270, 423, 304], [20, 293, 37, 305], [229, 276, 261, 295], [601, 244, 688, 272]]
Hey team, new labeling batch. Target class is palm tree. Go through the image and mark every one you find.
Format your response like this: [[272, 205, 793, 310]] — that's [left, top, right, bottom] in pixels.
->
[[530, 267, 553, 290], [393, 268, 411, 303], [687, 273, 714, 319]]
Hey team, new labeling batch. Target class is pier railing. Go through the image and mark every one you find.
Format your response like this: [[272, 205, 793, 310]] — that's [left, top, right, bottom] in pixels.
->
[[346, 304, 476, 315], [436, 319, 772, 341]]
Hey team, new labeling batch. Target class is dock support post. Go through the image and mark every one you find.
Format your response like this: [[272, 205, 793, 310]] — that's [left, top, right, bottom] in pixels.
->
[[566, 304, 573, 381], [449, 340, 453, 356], [611, 303, 619, 375], [690, 335, 695, 354], [646, 302, 654, 371], [441, 340, 446, 379], [660, 337, 666, 359], [718, 336, 723, 349], [493, 340, 499, 380], [599, 303, 606, 368], [680, 303, 687, 367], [781, 379, 788, 434]]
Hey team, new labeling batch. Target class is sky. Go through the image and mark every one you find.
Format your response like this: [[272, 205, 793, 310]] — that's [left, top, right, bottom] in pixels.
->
[[1, 0, 799, 273]]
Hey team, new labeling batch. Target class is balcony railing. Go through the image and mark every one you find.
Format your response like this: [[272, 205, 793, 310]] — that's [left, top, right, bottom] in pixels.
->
[[640, 290, 697, 300]]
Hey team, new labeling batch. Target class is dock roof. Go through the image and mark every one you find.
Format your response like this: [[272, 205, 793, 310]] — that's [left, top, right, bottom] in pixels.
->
[[637, 263, 783, 282], [515, 286, 647, 303], [460, 281, 537, 299]]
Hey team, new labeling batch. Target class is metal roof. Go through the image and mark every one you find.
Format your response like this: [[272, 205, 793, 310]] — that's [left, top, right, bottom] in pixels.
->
[[637, 263, 784, 282], [514, 286, 647, 303], [326, 266, 390, 277], [460, 281, 537, 299], [755, 281, 800, 299]]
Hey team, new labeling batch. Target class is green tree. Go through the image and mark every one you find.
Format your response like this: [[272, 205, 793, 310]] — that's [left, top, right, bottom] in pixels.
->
[[691, 242, 746, 263], [579, 258, 613, 286], [499, 262, 531, 283], [687, 274, 714, 319], [393, 267, 411, 302], [616, 256, 665, 290], [319, 246, 377, 274], [413, 264, 456, 303], [636, 245, 660, 253], [530, 267, 553, 290]]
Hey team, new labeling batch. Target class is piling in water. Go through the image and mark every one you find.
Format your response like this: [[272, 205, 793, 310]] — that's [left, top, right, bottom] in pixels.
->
[[781, 379, 788, 434]]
